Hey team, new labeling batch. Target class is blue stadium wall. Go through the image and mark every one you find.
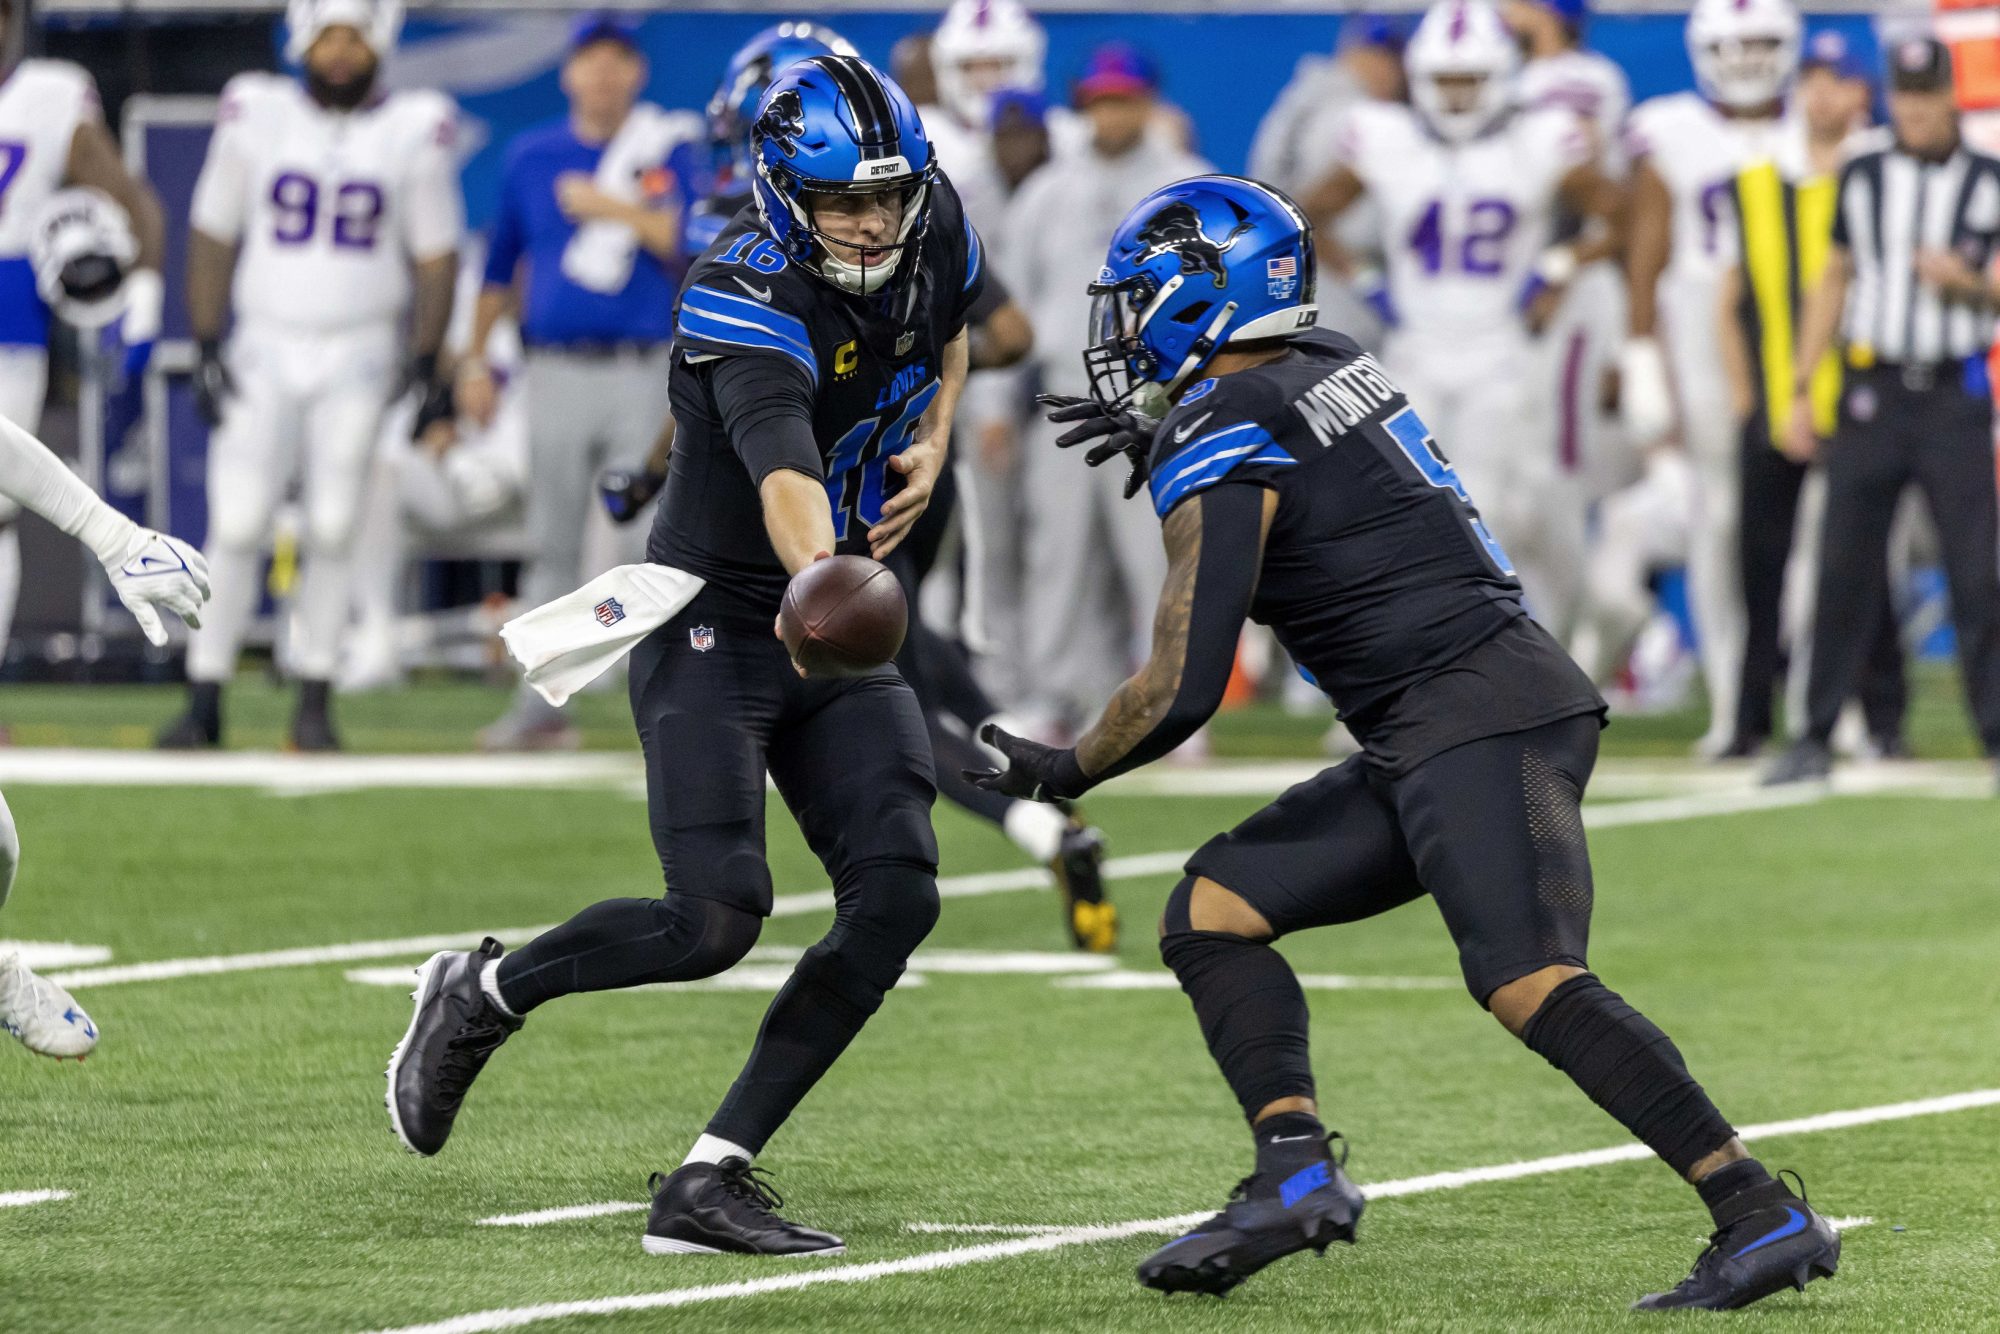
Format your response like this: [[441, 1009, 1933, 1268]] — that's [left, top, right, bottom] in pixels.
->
[[401, 10, 1883, 231]]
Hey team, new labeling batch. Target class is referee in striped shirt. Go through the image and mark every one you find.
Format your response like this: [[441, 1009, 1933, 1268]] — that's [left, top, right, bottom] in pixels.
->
[[1770, 38, 2000, 787]]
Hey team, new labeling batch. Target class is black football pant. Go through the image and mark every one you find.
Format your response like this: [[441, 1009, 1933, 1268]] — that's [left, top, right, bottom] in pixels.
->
[[1803, 367, 2000, 755], [1736, 421, 1906, 744], [497, 586, 941, 1154]]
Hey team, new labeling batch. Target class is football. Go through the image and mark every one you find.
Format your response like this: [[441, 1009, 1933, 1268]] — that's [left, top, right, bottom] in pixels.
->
[[778, 554, 908, 676]]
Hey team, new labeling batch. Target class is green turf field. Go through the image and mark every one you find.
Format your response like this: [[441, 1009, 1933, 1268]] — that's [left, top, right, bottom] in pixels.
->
[[1, 681, 1997, 1332]]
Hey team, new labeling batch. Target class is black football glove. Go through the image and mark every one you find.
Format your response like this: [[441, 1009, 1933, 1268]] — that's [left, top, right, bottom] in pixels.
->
[[408, 353, 455, 441], [1036, 393, 1161, 500], [598, 466, 666, 524], [963, 723, 1093, 803], [192, 337, 234, 427]]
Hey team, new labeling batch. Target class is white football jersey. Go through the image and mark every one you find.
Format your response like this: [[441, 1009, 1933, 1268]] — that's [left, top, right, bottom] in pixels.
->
[[1625, 91, 1805, 290], [1338, 102, 1591, 346], [190, 74, 463, 331], [1519, 49, 1631, 176], [0, 61, 98, 266]]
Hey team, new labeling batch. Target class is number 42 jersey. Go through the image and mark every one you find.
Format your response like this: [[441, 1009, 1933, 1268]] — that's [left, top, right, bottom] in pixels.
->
[[649, 178, 986, 612], [189, 74, 463, 331], [1149, 328, 1604, 772]]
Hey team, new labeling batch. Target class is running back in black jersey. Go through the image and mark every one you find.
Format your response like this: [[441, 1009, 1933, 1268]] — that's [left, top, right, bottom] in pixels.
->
[[647, 177, 987, 611], [1149, 326, 1536, 724]]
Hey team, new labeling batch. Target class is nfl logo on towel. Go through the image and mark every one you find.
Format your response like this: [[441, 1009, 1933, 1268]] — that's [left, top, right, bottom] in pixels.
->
[[690, 625, 715, 652], [594, 597, 626, 627], [1267, 255, 1298, 300]]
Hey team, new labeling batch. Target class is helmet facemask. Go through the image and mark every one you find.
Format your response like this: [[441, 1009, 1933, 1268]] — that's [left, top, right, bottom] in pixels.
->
[[1695, 35, 1791, 108], [761, 162, 936, 296], [1083, 272, 1222, 419]]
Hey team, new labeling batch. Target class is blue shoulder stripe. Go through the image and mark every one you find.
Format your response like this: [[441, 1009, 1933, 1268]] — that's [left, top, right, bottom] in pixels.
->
[[681, 284, 813, 347], [1149, 424, 1294, 517], [676, 307, 818, 385], [962, 215, 984, 293]]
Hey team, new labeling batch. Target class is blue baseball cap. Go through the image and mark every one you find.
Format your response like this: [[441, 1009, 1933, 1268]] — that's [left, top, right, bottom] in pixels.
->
[[1075, 42, 1159, 104], [1802, 29, 1869, 83], [989, 87, 1050, 132], [568, 12, 641, 54]]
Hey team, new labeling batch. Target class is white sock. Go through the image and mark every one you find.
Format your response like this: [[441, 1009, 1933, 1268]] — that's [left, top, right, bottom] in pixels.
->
[[683, 1133, 754, 1168], [1003, 799, 1068, 864], [478, 956, 520, 1019]]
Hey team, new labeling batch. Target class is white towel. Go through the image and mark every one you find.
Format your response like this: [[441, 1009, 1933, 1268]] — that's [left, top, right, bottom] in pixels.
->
[[499, 563, 705, 706], [560, 105, 701, 295]]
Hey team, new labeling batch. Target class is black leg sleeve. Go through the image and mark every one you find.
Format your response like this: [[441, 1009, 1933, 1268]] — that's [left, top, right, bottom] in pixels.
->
[[1520, 972, 1736, 1178], [1158, 875, 1317, 1122], [496, 893, 762, 1014]]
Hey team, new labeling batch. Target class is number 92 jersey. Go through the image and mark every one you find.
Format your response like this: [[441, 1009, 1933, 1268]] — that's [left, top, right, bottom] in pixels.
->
[[189, 74, 463, 331], [1148, 327, 1602, 770], [648, 175, 986, 611], [1335, 101, 1590, 348]]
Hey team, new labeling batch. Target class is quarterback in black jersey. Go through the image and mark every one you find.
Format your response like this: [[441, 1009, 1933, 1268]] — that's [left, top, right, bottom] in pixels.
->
[[973, 177, 1839, 1309], [388, 57, 977, 1259]]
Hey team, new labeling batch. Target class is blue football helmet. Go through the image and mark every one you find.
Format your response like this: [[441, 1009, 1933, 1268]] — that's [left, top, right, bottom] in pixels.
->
[[1084, 175, 1317, 412], [751, 55, 939, 296], [707, 22, 857, 184]]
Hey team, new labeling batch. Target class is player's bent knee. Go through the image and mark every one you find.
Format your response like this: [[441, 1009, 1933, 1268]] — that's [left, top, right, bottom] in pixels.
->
[[1487, 963, 1589, 1036], [837, 861, 940, 961], [658, 894, 762, 978], [1161, 875, 1274, 942]]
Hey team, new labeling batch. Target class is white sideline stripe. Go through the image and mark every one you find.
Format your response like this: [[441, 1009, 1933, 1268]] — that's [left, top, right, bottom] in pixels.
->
[[0, 941, 111, 969], [394, 1088, 2000, 1334], [1054, 970, 1456, 992], [47, 780, 1837, 992], [0, 1189, 72, 1209], [905, 1223, 1070, 1235], [1828, 1216, 1876, 1231]]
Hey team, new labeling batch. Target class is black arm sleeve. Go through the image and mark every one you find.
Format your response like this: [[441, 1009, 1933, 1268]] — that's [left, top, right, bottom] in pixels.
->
[[709, 352, 822, 485], [1083, 482, 1268, 786]]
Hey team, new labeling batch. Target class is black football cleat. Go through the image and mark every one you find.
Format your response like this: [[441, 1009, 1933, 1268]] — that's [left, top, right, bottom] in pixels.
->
[[288, 680, 342, 753], [643, 1159, 847, 1257], [157, 682, 223, 749], [1138, 1140, 1365, 1296], [1051, 822, 1117, 953], [385, 938, 521, 1156], [1634, 1173, 1840, 1312]]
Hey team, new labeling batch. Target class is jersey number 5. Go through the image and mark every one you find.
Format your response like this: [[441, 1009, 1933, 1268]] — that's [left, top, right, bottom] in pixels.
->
[[824, 380, 940, 541], [1380, 406, 1515, 576]]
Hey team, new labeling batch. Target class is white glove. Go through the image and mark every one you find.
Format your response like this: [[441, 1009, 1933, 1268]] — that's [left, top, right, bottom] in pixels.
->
[[100, 526, 211, 646], [1619, 335, 1675, 447]]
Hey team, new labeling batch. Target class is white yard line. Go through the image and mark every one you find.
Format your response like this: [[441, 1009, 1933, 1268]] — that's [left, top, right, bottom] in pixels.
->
[[1828, 1216, 1876, 1231], [0, 942, 110, 969], [904, 1223, 1071, 1236], [0, 1190, 72, 1209], [46, 781, 1850, 993], [392, 1087, 2000, 1334], [479, 1202, 648, 1228]]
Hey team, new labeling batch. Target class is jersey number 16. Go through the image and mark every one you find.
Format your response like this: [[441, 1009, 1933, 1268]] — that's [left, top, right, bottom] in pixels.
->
[[823, 380, 940, 541]]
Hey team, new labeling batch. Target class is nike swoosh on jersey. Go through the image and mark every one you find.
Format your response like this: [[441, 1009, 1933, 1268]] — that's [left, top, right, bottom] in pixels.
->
[[1172, 411, 1215, 444], [732, 277, 773, 302]]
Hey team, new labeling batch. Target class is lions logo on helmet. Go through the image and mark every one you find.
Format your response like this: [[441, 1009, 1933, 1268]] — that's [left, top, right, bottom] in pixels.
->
[[1084, 176, 1317, 411], [27, 187, 138, 329], [1134, 202, 1255, 290]]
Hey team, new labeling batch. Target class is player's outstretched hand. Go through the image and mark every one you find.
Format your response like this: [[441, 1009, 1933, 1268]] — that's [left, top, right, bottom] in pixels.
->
[[192, 338, 234, 427], [102, 527, 211, 647], [963, 723, 1090, 804], [599, 467, 665, 524], [1036, 393, 1159, 500], [868, 429, 944, 558]]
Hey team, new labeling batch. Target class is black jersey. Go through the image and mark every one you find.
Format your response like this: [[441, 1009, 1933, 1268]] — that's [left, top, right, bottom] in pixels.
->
[[1150, 327, 1603, 770], [647, 179, 988, 612]]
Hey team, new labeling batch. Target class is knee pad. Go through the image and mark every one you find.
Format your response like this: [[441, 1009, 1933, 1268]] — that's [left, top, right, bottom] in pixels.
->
[[654, 894, 761, 978], [802, 864, 938, 1013]]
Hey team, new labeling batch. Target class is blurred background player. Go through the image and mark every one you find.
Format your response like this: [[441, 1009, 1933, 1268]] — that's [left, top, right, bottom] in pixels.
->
[[1717, 30, 1906, 758], [1305, 0, 1624, 640], [974, 174, 1839, 1310], [0, 411, 208, 1058], [1621, 0, 1804, 758], [467, 14, 699, 751], [389, 56, 982, 1256], [1003, 42, 1207, 740], [0, 0, 164, 661], [157, 0, 461, 751]]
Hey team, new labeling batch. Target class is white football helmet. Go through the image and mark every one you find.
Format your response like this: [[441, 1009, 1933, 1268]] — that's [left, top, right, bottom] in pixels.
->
[[285, 0, 403, 63], [1686, 0, 1801, 111], [1406, 0, 1521, 143], [931, 0, 1047, 130], [27, 187, 137, 329]]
